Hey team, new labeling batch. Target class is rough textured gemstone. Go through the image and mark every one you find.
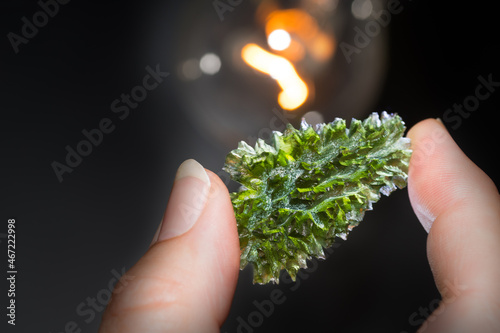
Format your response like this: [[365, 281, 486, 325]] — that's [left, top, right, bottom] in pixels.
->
[[224, 112, 412, 284]]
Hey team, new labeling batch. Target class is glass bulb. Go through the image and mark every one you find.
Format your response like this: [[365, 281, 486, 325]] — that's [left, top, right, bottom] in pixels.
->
[[169, 0, 388, 148]]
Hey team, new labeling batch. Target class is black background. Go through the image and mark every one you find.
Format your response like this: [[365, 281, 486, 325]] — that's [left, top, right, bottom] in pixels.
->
[[1, 0, 499, 332]]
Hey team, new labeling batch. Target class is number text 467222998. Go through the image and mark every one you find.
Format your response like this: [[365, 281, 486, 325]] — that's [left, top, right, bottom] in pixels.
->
[[6, 219, 17, 326]]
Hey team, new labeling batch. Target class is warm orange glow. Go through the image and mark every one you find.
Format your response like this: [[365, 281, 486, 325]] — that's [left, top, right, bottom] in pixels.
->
[[265, 9, 318, 39], [277, 38, 305, 62], [265, 9, 336, 62], [267, 29, 291, 51], [311, 33, 335, 61], [241, 43, 308, 110]]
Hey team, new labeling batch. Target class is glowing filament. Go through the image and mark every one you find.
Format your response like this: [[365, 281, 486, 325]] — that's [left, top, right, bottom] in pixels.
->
[[241, 43, 308, 110], [267, 29, 291, 51]]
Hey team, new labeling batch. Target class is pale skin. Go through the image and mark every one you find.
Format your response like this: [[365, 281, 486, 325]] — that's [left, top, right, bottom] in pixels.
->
[[99, 119, 500, 333]]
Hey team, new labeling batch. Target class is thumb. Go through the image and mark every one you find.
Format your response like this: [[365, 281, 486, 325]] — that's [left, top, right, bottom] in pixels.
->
[[408, 119, 500, 332], [99, 159, 240, 333]]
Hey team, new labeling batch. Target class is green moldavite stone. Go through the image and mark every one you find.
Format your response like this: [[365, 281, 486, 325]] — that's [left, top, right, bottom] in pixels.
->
[[223, 112, 412, 284]]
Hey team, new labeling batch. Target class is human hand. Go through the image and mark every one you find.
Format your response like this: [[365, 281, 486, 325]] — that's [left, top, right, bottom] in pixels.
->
[[99, 119, 500, 333], [407, 119, 500, 332], [98, 159, 240, 333]]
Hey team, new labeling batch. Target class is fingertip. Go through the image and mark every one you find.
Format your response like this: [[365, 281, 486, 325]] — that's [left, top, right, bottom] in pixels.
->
[[205, 168, 233, 202], [407, 118, 453, 232], [174, 167, 240, 324], [101, 166, 240, 332], [407, 118, 445, 140], [406, 117, 500, 305], [407, 118, 498, 232]]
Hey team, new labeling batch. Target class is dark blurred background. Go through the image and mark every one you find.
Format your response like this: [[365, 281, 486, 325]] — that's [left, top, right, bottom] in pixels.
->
[[1, 0, 498, 332]]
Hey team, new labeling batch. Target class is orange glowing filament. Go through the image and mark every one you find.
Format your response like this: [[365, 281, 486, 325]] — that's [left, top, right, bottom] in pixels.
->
[[241, 43, 308, 110], [265, 9, 335, 62]]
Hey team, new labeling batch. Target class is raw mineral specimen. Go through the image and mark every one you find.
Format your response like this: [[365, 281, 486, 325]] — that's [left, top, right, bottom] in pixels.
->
[[224, 112, 412, 284]]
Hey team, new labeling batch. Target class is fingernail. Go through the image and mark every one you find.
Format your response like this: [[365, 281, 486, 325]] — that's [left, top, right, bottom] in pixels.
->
[[435, 117, 446, 129], [149, 216, 163, 246], [412, 199, 436, 233], [157, 159, 211, 242], [409, 174, 438, 233]]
